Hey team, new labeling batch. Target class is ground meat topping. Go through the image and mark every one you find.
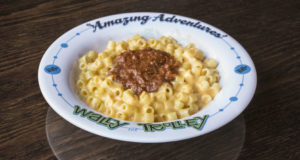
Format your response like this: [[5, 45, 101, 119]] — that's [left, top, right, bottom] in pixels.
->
[[108, 47, 180, 94]]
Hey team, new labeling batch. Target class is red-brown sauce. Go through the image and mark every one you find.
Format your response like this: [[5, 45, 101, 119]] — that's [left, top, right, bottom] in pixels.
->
[[108, 47, 180, 94]]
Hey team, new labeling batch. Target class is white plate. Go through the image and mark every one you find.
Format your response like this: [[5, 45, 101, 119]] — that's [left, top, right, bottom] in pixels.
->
[[38, 12, 256, 143]]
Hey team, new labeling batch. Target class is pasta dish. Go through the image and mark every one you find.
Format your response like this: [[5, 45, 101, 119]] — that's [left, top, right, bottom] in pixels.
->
[[76, 35, 220, 122]]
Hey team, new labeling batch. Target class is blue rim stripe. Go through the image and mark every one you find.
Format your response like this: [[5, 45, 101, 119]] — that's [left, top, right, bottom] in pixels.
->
[[46, 20, 250, 131]]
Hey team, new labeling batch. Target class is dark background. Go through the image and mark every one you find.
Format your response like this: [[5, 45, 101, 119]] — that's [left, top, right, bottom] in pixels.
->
[[1, 0, 299, 159]]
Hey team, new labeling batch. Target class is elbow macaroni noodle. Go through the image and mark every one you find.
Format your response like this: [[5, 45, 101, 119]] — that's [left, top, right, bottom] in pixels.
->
[[76, 35, 221, 123]]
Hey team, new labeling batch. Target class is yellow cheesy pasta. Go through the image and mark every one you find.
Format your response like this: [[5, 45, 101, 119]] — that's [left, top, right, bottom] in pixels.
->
[[76, 35, 221, 123]]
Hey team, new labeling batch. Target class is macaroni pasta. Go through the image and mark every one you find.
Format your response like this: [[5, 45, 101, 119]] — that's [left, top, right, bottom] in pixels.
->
[[76, 35, 221, 122]]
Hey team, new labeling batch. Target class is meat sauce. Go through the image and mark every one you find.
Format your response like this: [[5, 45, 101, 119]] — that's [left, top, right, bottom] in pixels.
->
[[108, 47, 180, 94]]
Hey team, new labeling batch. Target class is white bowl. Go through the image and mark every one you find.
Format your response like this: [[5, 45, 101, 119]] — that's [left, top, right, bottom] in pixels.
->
[[38, 12, 257, 143]]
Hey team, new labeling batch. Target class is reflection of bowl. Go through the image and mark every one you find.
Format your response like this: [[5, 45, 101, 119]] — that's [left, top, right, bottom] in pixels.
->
[[38, 12, 257, 143]]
